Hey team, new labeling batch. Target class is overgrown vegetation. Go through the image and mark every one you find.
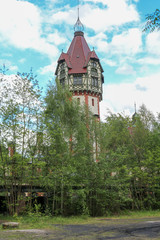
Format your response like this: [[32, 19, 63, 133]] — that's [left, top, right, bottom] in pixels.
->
[[0, 72, 160, 217]]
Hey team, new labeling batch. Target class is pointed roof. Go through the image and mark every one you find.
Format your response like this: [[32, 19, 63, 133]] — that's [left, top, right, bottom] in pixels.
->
[[55, 14, 102, 75], [67, 31, 91, 74], [56, 32, 101, 75]]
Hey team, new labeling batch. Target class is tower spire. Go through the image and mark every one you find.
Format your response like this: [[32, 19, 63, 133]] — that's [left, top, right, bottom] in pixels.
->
[[78, 0, 79, 19], [74, 0, 84, 33]]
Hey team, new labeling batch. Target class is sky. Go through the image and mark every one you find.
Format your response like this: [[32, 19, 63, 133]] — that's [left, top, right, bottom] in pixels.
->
[[0, 0, 160, 121]]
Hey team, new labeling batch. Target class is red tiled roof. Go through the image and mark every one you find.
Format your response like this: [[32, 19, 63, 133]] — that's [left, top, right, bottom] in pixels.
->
[[90, 50, 99, 59], [58, 52, 72, 68], [84, 50, 99, 67], [67, 32, 91, 74], [56, 31, 100, 75]]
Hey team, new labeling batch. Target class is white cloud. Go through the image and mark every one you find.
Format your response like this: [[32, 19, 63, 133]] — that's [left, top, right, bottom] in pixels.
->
[[47, 31, 66, 45], [115, 64, 135, 75], [0, 0, 58, 58], [45, 0, 59, 3], [102, 58, 117, 67], [146, 31, 160, 56], [19, 58, 26, 64], [110, 28, 142, 55], [0, 0, 41, 46], [49, 0, 139, 32], [39, 61, 57, 75], [50, 6, 76, 25], [83, 0, 106, 4], [87, 28, 142, 61], [137, 57, 160, 65], [82, 0, 139, 32], [100, 72, 160, 121], [86, 32, 109, 52]]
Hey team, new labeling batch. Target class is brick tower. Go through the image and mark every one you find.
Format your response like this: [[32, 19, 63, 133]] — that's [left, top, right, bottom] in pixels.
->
[[55, 12, 104, 119]]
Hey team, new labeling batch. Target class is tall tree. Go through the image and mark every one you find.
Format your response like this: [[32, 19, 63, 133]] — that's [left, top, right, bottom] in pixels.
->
[[0, 71, 42, 215], [43, 80, 98, 216]]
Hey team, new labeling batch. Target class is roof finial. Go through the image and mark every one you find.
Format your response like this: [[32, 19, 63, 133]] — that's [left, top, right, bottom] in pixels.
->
[[74, 0, 84, 33]]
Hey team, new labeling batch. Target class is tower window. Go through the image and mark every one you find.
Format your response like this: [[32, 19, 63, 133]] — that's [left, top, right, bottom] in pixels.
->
[[60, 69, 65, 78], [92, 77, 98, 87], [91, 67, 98, 78], [61, 62, 65, 69], [60, 69, 65, 86], [92, 99, 94, 106], [73, 75, 82, 85]]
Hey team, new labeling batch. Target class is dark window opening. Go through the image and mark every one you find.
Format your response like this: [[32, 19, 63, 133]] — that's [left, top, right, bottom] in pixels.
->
[[92, 99, 94, 106], [61, 62, 65, 69], [91, 68, 98, 77], [60, 69, 65, 79], [92, 77, 98, 87], [73, 75, 82, 85]]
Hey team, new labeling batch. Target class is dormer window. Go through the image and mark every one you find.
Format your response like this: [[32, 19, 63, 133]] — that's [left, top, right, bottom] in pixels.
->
[[73, 75, 82, 85], [91, 61, 97, 68]]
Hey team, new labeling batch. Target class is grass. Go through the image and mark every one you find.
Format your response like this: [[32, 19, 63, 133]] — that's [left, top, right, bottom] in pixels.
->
[[0, 214, 95, 230], [1, 211, 160, 240], [111, 210, 160, 219], [0, 210, 160, 230]]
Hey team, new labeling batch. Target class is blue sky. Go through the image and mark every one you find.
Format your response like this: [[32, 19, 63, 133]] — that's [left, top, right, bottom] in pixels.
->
[[0, 0, 160, 120]]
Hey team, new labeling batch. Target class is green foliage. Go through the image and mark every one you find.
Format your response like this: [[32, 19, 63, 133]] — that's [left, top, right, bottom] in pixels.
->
[[0, 71, 42, 215], [1, 71, 160, 216], [143, 9, 160, 32]]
